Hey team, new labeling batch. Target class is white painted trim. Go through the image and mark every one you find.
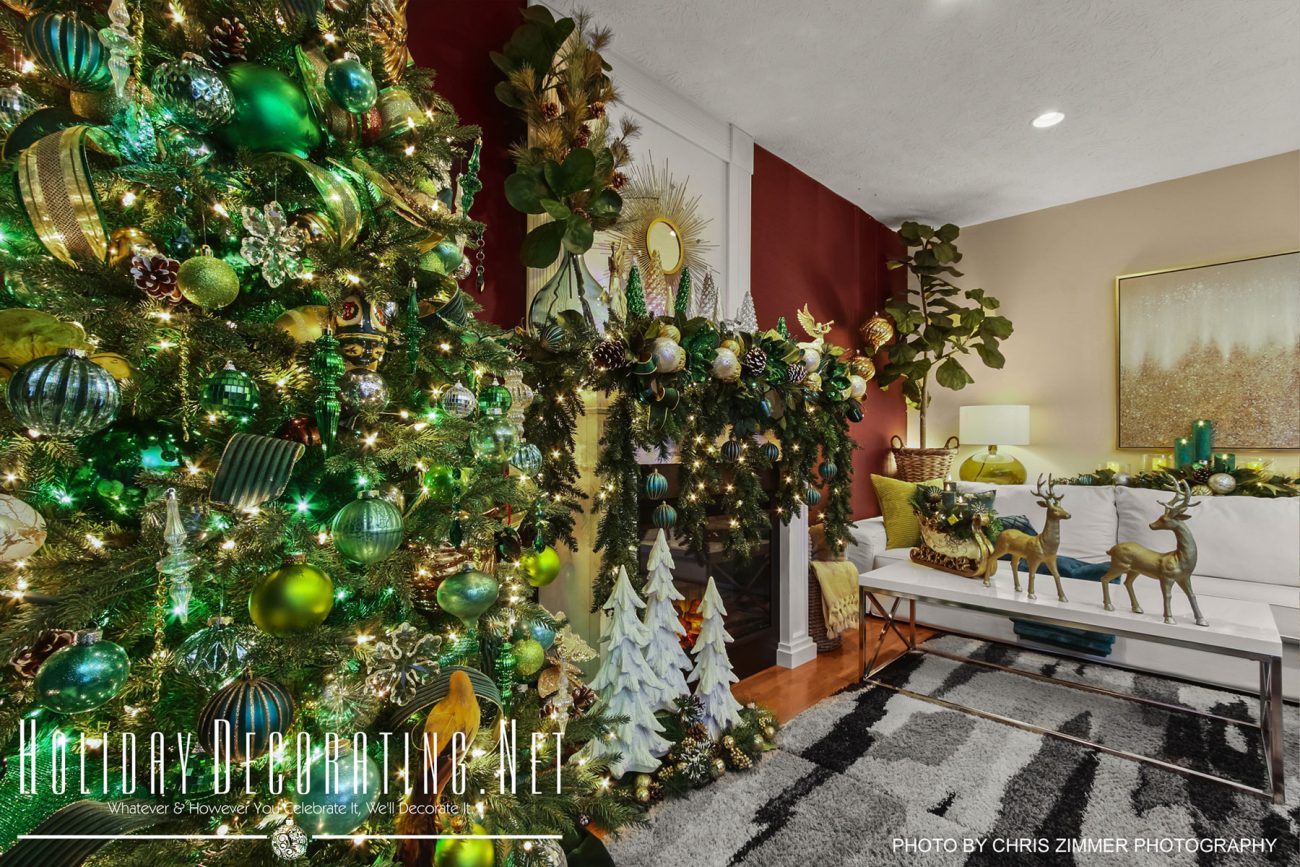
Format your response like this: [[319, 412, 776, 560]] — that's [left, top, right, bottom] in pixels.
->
[[776, 509, 817, 669], [724, 124, 754, 319]]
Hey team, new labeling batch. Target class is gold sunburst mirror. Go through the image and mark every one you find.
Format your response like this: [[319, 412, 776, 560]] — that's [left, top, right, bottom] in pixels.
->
[[611, 160, 712, 287]]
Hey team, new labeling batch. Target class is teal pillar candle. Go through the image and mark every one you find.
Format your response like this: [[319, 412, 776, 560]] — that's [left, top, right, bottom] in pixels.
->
[[1174, 438, 1193, 468], [1192, 419, 1213, 463], [1213, 453, 1236, 472]]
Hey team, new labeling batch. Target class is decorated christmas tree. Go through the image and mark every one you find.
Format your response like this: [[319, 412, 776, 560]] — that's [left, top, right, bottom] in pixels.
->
[[688, 577, 743, 738], [589, 566, 671, 776], [641, 529, 692, 711]]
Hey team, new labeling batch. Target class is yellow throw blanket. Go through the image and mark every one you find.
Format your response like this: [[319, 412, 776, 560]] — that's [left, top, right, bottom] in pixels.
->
[[811, 560, 859, 639]]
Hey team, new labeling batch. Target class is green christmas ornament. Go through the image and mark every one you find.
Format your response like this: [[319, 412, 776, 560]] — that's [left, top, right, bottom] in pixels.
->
[[476, 383, 512, 416], [761, 442, 781, 462], [514, 638, 545, 678], [331, 491, 404, 564], [805, 486, 822, 506], [218, 62, 321, 157], [424, 463, 461, 502], [249, 554, 334, 637], [644, 469, 669, 500], [33, 631, 129, 714], [520, 546, 560, 588], [420, 239, 465, 277], [160, 125, 215, 166], [7, 349, 120, 437], [495, 642, 517, 714], [177, 247, 239, 309], [819, 460, 839, 481], [150, 53, 234, 132], [323, 56, 378, 113], [292, 751, 380, 836], [23, 12, 111, 92], [436, 566, 499, 628], [652, 502, 677, 529], [197, 669, 295, 760], [471, 416, 519, 463], [309, 330, 345, 452], [433, 823, 495, 867], [510, 442, 543, 475], [201, 360, 260, 421], [624, 262, 647, 318], [528, 619, 556, 651]]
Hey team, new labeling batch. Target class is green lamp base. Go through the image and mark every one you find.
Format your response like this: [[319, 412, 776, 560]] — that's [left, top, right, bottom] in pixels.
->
[[959, 445, 1026, 485]]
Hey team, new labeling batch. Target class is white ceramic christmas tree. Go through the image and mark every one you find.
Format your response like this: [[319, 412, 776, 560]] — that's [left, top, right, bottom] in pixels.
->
[[734, 288, 759, 333], [688, 576, 743, 739], [641, 529, 693, 711], [588, 566, 671, 776], [692, 270, 720, 321]]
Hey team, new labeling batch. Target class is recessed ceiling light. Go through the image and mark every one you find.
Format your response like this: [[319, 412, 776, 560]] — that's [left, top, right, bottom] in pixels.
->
[[1032, 111, 1065, 129]]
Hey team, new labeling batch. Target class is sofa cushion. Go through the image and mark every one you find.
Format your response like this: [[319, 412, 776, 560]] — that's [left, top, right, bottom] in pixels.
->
[[871, 474, 942, 549], [1115, 487, 1300, 587], [958, 482, 1116, 562]]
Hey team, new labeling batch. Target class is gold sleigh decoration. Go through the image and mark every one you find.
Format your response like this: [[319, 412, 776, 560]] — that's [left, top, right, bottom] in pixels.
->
[[910, 511, 998, 584]]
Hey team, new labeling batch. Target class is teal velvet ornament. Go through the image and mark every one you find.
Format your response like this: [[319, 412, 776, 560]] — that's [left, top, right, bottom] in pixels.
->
[[471, 416, 519, 462], [323, 57, 378, 114], [805, 486, 822, 506], [197, 669, 295, 761], [330, 491, 404, 565], [436, 566, 500, 628], [33, 631, 129, 714], [219, 62, 321, 157], [819, 460, 838, 481], [200, 361, 260, 422], [23, 12, 111, 92], [652, 503, 677, 529], [293, 751, 381, 836], [760, 442, 781, 462], [644, 469, 668, 500], [7, 349, 120, 438], [150, 54, 234, 132], [510, 442, 543, 475]]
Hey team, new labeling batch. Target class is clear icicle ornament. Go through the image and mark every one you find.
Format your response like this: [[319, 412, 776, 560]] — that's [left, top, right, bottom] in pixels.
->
[[157, 489, 200, 624], [99, 0, 139, 98]]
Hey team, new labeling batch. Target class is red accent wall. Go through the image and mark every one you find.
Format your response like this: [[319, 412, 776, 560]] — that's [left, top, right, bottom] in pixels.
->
[[408, 0, 527, 327], [751, 146, 907, 519]]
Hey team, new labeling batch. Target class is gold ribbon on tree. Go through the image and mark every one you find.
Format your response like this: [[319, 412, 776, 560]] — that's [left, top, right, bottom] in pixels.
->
[[16, 125, 111, 268], [271, 151, 364, 249]]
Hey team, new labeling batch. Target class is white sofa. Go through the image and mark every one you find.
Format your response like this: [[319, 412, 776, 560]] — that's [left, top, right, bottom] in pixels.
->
[[847, 482, 1300, 700]]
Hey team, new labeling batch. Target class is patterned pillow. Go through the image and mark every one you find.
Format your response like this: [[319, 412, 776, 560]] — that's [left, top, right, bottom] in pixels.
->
[[870, 474, 943, 549]]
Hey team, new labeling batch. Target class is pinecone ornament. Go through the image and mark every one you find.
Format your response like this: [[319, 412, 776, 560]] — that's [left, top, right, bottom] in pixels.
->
[[571, 684, 597, 714], [207, 17, 249, 65], [131, 255, 182, 303], [1190, 467, 1212, 485], [591, 337, 628, 370], [742, 347, 767, 378], [786, 362, 808, 384]]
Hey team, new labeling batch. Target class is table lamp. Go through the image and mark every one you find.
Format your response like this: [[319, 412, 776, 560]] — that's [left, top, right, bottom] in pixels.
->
[[959, 405, 1029, 484]]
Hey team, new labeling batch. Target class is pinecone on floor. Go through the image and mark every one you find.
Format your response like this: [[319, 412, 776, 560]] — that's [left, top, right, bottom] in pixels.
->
[[786, 362, 808, 384], [130, 255, 181, 303], [591, 337, 628, 370], [208, 17, 249, 65], [741, 346, 767, 378]]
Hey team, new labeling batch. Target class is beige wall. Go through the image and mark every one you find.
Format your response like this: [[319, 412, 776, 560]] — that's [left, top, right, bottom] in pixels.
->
[[925, 151, 1300, 477]]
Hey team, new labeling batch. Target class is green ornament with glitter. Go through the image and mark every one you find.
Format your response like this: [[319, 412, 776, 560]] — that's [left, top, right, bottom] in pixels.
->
[[200, 361, 260, 422], [309, 330, 345, 452]]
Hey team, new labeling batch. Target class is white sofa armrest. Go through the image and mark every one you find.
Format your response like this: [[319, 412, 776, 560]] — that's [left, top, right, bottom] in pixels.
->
[[847, 517, 887, 574]]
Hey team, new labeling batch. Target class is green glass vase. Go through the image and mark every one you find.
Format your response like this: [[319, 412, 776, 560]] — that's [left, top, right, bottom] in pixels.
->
[[528, 250, 610, 336]]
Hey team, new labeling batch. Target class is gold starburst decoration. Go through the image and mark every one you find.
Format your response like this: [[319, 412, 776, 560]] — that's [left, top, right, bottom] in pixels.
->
[[610, 160, 713, 292]]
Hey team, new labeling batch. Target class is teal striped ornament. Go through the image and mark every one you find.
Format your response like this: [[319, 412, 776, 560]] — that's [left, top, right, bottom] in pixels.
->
[[7, 349, 120, 437], [510, 442, 543, 474], [278, 0, 323, 26], [644, 469, 668, 500], [721, 440, 743, 462], [819, 460, 839, 481], [23, 12, 110, 92], [652, 502, 677, 529], [198, 669, 295, 761], [760, 442, 781, 462], [805, 486, 822, 506], [330, 491, 403, 564]]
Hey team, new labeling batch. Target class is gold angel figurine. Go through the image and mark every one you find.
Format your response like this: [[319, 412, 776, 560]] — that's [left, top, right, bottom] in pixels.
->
[[795, 304, 834, 346]]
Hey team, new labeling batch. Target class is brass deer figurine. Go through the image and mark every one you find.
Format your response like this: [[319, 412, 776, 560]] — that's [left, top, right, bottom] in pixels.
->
[[1099, 480, 1208, 626], [991, 474, 1071, 602]]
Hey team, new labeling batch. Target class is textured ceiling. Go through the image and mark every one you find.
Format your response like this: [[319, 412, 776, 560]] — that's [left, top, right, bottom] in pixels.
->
[[582, 0, 1300, 227]]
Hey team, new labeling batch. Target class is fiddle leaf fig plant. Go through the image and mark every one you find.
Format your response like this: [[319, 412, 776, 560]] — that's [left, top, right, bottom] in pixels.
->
[[879, 222, 1013, 447]]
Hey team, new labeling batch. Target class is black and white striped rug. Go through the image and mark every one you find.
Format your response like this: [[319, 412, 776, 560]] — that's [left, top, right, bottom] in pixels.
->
[[608, 636, 1299, 866]]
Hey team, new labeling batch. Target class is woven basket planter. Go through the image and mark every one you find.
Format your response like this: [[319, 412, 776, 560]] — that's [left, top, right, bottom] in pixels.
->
[[890, 434, 959, 483]]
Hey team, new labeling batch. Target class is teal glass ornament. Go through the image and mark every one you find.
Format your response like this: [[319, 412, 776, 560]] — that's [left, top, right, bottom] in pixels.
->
[[846, 402, 864, 423], [644, 469, 668, 500], [529, 619, 556, 651], [293, 751, 380, 836], [331, 491, 404, 565], [819, 460, 839, 481], [721, 440, 743, 462], [7, 349, 120, 437], [805, 486, 822, 506], [150, 53, 234, 132], [472, 416, 519, 463], [33, 631, 129, 714], [476, 383, 512, 417], [652, 502, 677, 529], [323, 56, 378, 114], [160, 125, 215, 166], [23, 12, 111, 92], [761, 442, 781, 462], [197, 669, 295, 761], [419, 239, 464, 277], [201, 361, 260, 421], [436, 566, 500, 628], [510, 442, 543, 475]]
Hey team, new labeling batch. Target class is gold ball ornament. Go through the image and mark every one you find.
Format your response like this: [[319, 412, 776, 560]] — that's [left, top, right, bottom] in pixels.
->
[[274, 305, 331, 344], [763, 724, 778, 740], [848, 356, 876, 381], [635, 785, 651, 803], [520, 545, 561, 588], [1191, 484, 1213, 497], [719, 338, 743, 354], [433, 823, 495, 867], [249, 555, 334, 637], [177, 250, 240, 309], [859, 314, 895, 351], [752, 734, 766, 750], [658, 323, 682, 343], [107, 228, 157, 267], [721, 735, 736, 749], [710, 758, 726, 779], [1207, 472, 1237, 495]]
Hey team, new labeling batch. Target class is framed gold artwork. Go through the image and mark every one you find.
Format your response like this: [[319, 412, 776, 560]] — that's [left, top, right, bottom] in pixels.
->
[[1116, 250, 1300, 449]]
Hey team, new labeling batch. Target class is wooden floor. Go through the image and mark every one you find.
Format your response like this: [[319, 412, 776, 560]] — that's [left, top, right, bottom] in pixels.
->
[[734, 620, 939, 723]]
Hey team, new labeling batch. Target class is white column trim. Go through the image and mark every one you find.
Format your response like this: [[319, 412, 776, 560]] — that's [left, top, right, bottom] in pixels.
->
[[723, 124, 754, 320], [775, 508, 817, 669]]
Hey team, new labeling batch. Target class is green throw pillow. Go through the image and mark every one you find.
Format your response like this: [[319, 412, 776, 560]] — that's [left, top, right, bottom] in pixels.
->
[[871, 474, 943, 549]]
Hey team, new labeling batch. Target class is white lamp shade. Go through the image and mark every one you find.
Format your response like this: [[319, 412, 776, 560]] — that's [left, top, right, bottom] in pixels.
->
[[959, 405, 1029, 446]]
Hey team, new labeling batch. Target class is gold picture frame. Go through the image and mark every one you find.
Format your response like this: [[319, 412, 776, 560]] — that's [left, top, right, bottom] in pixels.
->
[[1115, 250, 1300, 450]]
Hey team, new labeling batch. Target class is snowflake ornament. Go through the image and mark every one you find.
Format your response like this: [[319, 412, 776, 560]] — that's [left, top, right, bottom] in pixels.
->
[[365, 622, 442, 704], [240, 201, 305, 287]]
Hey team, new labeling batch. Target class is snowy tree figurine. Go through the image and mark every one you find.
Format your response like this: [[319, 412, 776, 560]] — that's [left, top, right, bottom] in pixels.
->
[[588, 566, 671, 775], [689, 576, 743, 738], [692, 270, 720, 321], [642, 529, 693, 710]]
